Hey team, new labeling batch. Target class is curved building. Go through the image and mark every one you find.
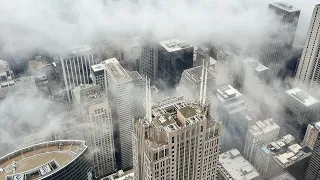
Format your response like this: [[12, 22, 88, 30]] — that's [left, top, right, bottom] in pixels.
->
[[0, 140, 92, 180]]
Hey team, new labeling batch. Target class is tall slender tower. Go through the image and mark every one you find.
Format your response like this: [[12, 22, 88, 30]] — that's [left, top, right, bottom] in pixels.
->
[[104, 58, 135, 171], [133, 97, 221, 180], [294, 4, 320, 90], [259, 3, 300, 77], [72, 84, 116, 178]]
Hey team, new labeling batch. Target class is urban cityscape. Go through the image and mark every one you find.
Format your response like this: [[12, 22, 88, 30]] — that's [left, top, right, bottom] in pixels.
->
[[0, 0, 320, 180]]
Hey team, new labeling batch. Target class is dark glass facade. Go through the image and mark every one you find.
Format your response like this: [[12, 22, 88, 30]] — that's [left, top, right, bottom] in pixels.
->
[[157, 45, 194, 89]]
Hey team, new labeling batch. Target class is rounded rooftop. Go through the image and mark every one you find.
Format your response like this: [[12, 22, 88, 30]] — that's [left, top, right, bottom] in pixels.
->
[[0, 140, 88, 180]]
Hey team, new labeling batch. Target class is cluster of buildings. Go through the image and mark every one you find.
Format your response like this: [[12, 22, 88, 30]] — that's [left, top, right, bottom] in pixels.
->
[[1, 1, 320, 180]]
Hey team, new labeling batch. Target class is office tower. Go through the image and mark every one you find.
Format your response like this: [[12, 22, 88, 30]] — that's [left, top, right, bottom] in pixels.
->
[[60, 45, 99, 101], [284, 87, 320, 141], [133, 97, 221, 180], [158, 39, 194, 88], [216, 50, 234, 86], [217, 85, 249, 153], [104, 58, 135, 170], [0, 140, 92, 180], [139, 37, 158, 84], [294, 5, 320, 90], [259, 3, 300, 77], [303, 122, 320, 149], [272, 172, 296, 180], [72, 84, 116, 178], [194, 46, 211, 67], [104, 169, 134, 180], [244, 119, 280, 163], [121, 37, 141, 71], [178, 60, 216, 101], [217, 149, 262, 180], [0, 59, 13, 83], [128, 71, 146, 119], [305, 132, 320, 180], [91, 63, 107, 92], [254, 134, 311, 179]]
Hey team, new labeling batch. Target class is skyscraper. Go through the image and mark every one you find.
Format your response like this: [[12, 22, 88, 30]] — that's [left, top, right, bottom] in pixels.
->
[[72, 84, 116, 178], [305, 132, 320, 180], [244, 119, 280, 163], [217, 85, 249, 153], [284, 87, 320, 142], [139, 37, 158, 84], [294, 4, 320, 90], [178, 61, 216, 101], [104, 58, 135, 171], [133, 97, 221, 180], [259, 3, 300, 77], [60, 45, 99, 101], [158, 39, 194, 89]]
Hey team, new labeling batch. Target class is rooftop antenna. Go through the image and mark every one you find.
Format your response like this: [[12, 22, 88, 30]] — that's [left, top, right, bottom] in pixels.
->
[[202, 64, 208, 107], [145, 75, 149, 122], [199, 60, 205, 103], [148, 78, 152, 122]]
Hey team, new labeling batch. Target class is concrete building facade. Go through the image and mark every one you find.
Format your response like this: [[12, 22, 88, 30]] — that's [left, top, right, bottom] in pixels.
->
[[284, 87, 320, 141], [244, 119, 280, 163], [294, 4, 320, 90], [72, 84, 116, 178], [133, 97, 221, 180]]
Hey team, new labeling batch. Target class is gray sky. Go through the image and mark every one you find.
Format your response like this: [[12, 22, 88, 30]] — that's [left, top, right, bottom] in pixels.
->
[[0, 0, 318, 56]]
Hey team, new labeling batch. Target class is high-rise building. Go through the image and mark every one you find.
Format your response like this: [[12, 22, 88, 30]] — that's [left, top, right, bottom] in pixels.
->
[[254, 134, 311, 179], [194, 46, 211, 67], [60, 45, 99, 101], [139, 37, 159, 84], [294, 4, 320, 90], [303, 122, 320, 150], [0, 140, 92, 180], [104, 58, 135, 171], [216, 50, 234, 86], [133, 97, 221, 180], [128, 70, 146, 119], [178, 60, 216, 101], [259, 3, 300, 77], [72, 84, 116, 178], [272, 172, 296, 180], [284, 87, 320, 141], [158, 39, 194, 89], [121, 37, 141, 71], [305, 132, 320, 180], [217, 149, 262, 180], [244, 119, 280, 163], [217, 85, 249, 153]]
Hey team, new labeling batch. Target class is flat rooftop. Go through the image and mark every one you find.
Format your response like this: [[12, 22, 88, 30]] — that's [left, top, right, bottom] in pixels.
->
[[159, 39, 192, 52], [270, 2, 300, 13], [69, 45, 92, 55], [103, 58, 132, 83], [183, 65, 215, 82], [271, 172, 296, 180], [286, 87, 319, 107], [249, 119, 279, 136], [217, 85, 242, 101], [0, 140, 87, 180], [102, 169, 134, 180], [243, 58, 268, 72], [219, 149, 261, 180], [261, 134, 295, 155]]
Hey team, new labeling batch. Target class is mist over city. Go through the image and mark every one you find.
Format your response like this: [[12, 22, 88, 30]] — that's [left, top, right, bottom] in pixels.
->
[[0, 0, 320, 180]]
